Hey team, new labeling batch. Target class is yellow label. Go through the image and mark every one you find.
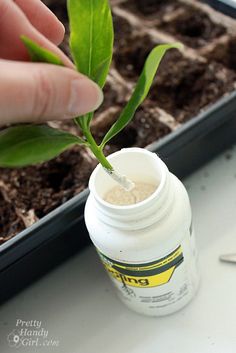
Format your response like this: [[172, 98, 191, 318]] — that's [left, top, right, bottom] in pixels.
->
[[98, 246, 184, 288]]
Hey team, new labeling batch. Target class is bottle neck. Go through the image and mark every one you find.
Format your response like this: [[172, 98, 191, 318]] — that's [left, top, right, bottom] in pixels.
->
[[89, 148, 174, 230]]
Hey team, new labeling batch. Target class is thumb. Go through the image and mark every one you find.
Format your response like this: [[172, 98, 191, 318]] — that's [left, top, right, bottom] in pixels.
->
[[0, 60, 103, 125]]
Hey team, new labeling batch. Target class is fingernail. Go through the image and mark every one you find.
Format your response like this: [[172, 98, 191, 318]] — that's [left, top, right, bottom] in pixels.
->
[[68, 79, 103, 116]]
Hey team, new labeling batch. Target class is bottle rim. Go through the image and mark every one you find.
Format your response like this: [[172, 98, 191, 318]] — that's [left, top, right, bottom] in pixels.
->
[[89, 148, 168, 212]]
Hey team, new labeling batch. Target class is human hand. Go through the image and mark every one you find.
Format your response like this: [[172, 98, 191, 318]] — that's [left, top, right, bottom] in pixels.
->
[[0, 0, 103, 125]]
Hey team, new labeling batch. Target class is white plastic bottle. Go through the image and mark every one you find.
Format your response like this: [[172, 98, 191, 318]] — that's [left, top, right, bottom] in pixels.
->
[[85, 148, 199, 316]]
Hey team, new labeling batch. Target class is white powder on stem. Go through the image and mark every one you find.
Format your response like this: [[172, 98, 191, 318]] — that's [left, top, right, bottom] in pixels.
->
[[103, 168, 135, 191], [104, 182, 157, 205]]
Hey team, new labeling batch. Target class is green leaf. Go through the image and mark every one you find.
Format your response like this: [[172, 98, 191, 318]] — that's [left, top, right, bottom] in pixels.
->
[[21, 35, 64, 66], [100, 43, 183, 148], [68, 0, 113, 88], [0, 125, 83, 167]]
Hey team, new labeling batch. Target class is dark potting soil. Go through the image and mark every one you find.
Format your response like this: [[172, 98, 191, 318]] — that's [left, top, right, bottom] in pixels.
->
[[91, 102, 171, 154], [113, 14, 134, 48], [203, 37, 236, 72], [114, 35, 236, 123], [0, 193, 25, 243], [96, 79, 129, 114], [120, 0, 180, 20], [0, 147, 97, 244], [156, 4, 226, 48], [114, 34, 157, 81], [149, 55, 236, 122], [1, 0, 236, 243]]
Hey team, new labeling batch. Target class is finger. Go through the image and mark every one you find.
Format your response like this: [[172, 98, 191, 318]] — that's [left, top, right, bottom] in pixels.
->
[[0, 60, 103, 125], [0, 0, 72, 67], [14, 0, 65, 45]]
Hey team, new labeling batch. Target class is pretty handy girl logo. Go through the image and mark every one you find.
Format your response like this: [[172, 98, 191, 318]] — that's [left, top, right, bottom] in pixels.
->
[[98, 246, 184, 288], [7, 319, 60, 349]]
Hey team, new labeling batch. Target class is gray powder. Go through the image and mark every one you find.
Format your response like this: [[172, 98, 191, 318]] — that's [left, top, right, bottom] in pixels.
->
[[104, 182, 157, 205]]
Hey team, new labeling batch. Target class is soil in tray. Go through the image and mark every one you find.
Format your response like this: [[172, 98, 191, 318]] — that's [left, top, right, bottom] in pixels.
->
[[203, 37, 236, 71], [114, 34, 162, 81], [0, 194, 25, 243], [120, 0, 180, 20], [149, 52, 236, 122], [91, 101, 171, 154], [96, 79, 129, 114], [113, 14, 134, 47], [113, 33, 236, 123], [0, 147, 97, 244], [156, 4, 226, 48]]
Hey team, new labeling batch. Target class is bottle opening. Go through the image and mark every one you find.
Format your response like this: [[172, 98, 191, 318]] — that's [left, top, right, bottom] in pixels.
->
[[89, 148, 167, 210]]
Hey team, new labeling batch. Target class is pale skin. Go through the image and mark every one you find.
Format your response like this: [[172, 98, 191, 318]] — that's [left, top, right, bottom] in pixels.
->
[[0, 0, 103, 126]]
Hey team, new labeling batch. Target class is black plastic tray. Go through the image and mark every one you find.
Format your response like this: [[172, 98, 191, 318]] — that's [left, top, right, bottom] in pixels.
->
[[202, 0, 236, 17], [1, 90, 236, 303]]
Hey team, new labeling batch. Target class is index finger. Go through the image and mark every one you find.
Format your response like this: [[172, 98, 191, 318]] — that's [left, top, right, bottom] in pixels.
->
[[14, 0, 65, 45], [0, 0, 73, 68]]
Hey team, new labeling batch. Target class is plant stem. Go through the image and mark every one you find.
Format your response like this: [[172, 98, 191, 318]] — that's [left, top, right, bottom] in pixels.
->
[[83, 128, 113, 170], [82, 126, 134, 191]]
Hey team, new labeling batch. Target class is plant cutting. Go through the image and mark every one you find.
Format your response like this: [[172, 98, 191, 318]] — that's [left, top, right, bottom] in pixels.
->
[[0, 0, 180, 189], [0, 0, 199, 316]]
